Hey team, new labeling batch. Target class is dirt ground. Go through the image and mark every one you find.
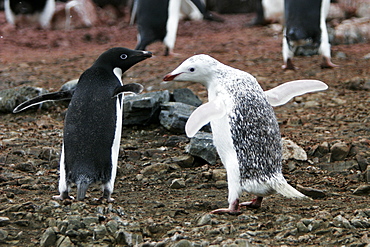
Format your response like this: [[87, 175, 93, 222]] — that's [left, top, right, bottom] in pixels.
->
[[0, 7, 370, 247]]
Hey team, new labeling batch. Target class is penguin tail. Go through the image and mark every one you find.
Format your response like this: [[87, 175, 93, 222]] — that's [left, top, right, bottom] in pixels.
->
[[76, 181, 90, 201], [273, 178, 311, 200]]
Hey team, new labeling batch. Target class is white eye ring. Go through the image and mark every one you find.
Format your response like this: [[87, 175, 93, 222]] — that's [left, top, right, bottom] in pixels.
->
[[120, 54, 128, 60]]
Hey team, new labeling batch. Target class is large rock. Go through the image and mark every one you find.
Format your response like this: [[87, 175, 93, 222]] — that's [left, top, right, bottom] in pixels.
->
[[172, 88, 202, 107], [159, 102, 196, 133], [123, 90, 170, 125], [0, 86, 49, 113], [185, 132, 218, 165]]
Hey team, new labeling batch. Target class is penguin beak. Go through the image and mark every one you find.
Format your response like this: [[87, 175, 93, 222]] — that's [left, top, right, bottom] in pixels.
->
[[141, 51, 153, 58], [163, 73, 182, 81]]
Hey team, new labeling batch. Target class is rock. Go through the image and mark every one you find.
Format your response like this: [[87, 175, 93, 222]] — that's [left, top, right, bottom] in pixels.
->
[[141, 163, 173, 175], [0, 217, 10, 226], [282, 138, 307, 161], [296, 185, 326, 199], [215, 180, 228, 189], [318, 160, 358, 173], [197, 214, 212, 226], [159, 102, 196, 133], [123, 90, 170, 125], [56, 236, 73, 247], [0, 86, 50, 113], [171, 155, 194, 168], [333, 215, 354, 229], [115, 230, 143, 246], [0, 229, 8, 241], [172, 88, 202, 107], [333, 17, 370, 45], [106, 220, 118, 234], [311, 142, 330, 158], [173, 239, 193, 247], [93, 225, 107, 240], [170, 178, 186, 189], [212, 169, 227, 181], [40, 227, 57, 247], [345, 77, 370, 91], [330, 142, 350, 161], [366, 166, 370, 183], [353, 185, 370, 196], [185, 132, 218, 165], [60, 79, 78, 91], [297, 222, 310, 233]]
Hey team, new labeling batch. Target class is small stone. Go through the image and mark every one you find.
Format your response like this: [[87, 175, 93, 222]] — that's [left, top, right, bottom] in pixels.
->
[[296, 185, 326, 199], [297, 222, 310, 233], [353, 185, 370, 196], [212, 169, 227, 181], [282, 138, 307, 161], [172, 155, 195, 168], [0, 229, 8, 241], [170, 178, 186, 189], [215, 180, 228, 189], [197, 214, 212, 226], [93, 225, 107, 240], [57, 236, 73, 247], [141, 163, 172, 175], [173, 239, 193, 247], [15, 163, 34, 172], [330, 142, 351, 161], [40, 227, 57, 247], [0, 217, 10, 226]]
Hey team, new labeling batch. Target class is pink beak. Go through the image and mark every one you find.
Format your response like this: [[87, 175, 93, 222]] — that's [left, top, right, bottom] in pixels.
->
[[163, 73, 181, 81]]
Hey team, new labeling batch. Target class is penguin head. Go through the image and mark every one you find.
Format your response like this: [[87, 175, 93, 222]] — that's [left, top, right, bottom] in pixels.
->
[[93, 47, 152, 73], [163, 54, 219, 87]]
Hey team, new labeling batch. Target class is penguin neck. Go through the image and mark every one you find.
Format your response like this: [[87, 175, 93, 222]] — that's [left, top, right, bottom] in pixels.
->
[[113, 68, 123, 85]]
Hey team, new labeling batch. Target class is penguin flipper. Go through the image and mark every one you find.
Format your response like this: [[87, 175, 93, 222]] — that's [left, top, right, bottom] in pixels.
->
[[265, 80, 328, 107], [13, 90, 75, 113], [112, 83, 144, 98], [185, 98, 226, 138]]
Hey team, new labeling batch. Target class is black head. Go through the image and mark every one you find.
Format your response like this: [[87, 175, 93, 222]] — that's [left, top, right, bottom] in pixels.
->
[[92, 47, 152, 72]]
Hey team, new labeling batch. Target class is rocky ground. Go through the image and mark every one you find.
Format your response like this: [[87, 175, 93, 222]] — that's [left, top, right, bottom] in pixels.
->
[[0, 6, 370, 247]]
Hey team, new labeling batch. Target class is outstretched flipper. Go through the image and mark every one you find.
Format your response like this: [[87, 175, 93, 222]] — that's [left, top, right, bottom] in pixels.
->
[[185, 97, 227, 138], [265, 80, 328, 107], [13, 90, 75, 113], [112, 83, 144, 98]]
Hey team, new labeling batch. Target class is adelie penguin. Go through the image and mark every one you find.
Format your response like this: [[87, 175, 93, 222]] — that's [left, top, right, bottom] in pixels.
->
[[283, 0, 338, 70], [4, 0, 55, 28], [14, 47, 152, 201], [164, 54, 328, 214], [132, 0, 207, 56]]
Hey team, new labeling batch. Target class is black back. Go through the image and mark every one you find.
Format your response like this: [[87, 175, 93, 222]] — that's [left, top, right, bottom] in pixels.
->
[[285, 0, 322, 43], [9, 0, 47, 14], [64, 48, 151, 185], [135, 0, 169, 50]]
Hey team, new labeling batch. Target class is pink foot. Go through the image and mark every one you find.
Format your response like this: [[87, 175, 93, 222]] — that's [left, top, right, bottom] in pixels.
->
[[321, 57, 339, 69], [240, 196, 263, 209], [210, 199, 242, 215]]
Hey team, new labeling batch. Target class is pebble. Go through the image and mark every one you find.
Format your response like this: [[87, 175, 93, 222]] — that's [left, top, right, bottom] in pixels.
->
[[353, 184, 370, 196], [170, 178, 186, 189], [197, 214, 212, 226], [0, 229, 8, 241], [40, 227, 57, 247], [282, 138, 307, 161], [0, 217, 10, 226], [330, 142, 350, 161], [296, 185, 326, 199]]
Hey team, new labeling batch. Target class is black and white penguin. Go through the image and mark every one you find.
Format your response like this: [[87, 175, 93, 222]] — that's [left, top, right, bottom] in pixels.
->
[[163, 54, 328, 214], [283, 0, 338, 69], [132, 0, 204, 56], [14, 48, 152, 201], [4, 0, 55, 28]]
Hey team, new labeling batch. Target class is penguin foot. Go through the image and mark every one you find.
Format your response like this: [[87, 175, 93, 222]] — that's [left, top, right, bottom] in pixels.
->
[[52, 193, 74, 201], [282, 59, 297, 70], [210, 199, 242, 215], [321, 57, 339, 69], [239, 196, 263, 209]]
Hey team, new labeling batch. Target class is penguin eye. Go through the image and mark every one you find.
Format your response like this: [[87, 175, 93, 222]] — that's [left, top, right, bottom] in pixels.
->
[[189, 67, 195, 72], [120, 54, 128, 60]]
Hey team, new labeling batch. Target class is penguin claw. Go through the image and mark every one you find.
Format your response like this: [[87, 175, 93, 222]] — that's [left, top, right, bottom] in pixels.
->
[[239, 196, 263, 209], [52, 194, 74, 200], [210, 208, 242, 215]]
